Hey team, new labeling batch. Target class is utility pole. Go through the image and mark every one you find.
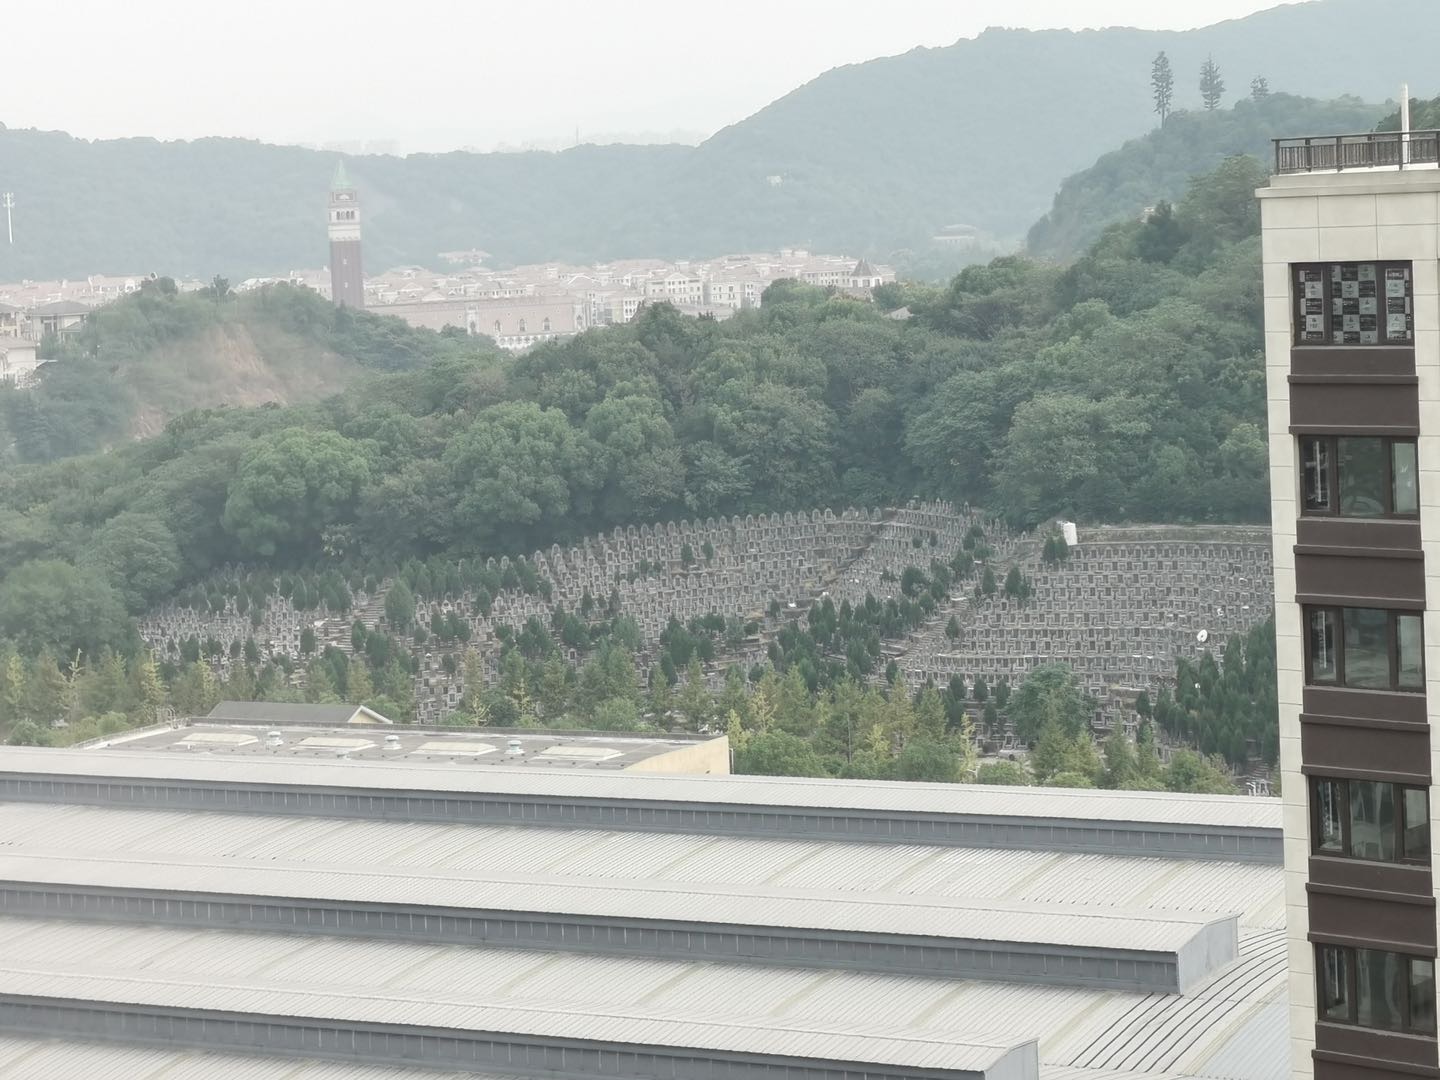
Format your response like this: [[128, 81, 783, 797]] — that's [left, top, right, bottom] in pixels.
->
[[1, 193, 12, 244]]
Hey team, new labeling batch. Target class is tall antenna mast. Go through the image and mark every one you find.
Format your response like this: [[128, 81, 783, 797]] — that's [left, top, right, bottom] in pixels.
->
[[1, 193, 12, 244]]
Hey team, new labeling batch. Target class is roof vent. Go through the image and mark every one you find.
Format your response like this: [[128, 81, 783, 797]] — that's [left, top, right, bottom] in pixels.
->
[[506, 738, 524, 756], [384, 734, 402, 750], [265, 730, 284, 748]]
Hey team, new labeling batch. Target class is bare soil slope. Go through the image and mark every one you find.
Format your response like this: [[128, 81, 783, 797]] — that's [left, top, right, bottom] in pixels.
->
[[122, 321, 359, 440]]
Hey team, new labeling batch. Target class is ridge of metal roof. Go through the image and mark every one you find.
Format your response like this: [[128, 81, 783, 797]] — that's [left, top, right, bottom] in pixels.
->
[[0, 851, 1237, 953], [0, 747, 1281, 829], [0, 918, 1289, 1080], [0, 803, 1287, 930], [0, 965, 1035, 1073]]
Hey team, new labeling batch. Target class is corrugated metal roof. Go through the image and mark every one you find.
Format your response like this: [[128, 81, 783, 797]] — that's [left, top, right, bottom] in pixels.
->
[[0, 746, 1281, 828], [0, 1037, 520, 1078], [0, 965, 1030, 1072], [1041, 1069, 1198, 1080], [1186, 995, 1288, 1080], [0, 804, 1287, 929], [0, 918, 1283, 1078], [0, 851, 1235, 952]]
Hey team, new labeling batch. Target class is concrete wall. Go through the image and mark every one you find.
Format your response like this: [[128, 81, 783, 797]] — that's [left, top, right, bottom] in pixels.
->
[[626, 735, 730, 775]]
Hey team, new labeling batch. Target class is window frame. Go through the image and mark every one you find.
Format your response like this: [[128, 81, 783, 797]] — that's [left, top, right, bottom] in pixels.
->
[[1310, 776, 1430, 864], [1293, 261, 1415, 346], [1317, 944, 1437, 1036], [1303, 606, 1425, 692], [1299, 435, 1419, 519]]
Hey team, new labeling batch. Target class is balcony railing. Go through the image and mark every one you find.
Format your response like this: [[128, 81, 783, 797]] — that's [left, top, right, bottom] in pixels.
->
[[1274, 131, 1440, 174]]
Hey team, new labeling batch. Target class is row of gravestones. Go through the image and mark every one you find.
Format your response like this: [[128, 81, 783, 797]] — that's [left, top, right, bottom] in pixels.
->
[[407, 501, 993, 720], [137, 592, 369, 678], [137, 503, 983, 719], [895, 536, 1275, 725]]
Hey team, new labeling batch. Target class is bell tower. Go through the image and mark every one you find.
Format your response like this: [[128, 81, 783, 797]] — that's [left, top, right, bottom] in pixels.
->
[[327, 161, 364, 308]]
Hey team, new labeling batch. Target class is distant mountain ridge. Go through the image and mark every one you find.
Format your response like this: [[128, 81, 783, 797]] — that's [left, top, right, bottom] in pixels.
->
[[0, 0, 1435, 280]]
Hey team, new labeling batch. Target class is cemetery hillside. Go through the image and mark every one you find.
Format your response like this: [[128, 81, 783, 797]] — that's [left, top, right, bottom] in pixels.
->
[[0, 150, 1280, 792], [0, 0, 1435, 278]]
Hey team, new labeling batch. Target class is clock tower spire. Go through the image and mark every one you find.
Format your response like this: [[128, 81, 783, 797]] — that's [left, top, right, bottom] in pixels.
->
[[327, 161, 364, 308]]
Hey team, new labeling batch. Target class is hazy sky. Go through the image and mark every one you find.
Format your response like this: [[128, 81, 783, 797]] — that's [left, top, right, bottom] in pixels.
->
[[8, 0, 1304, 153]]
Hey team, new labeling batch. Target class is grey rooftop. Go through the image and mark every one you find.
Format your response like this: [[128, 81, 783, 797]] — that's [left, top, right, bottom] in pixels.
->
[[0, 916, 1288, 1080], [0, 851, 1239, 993], [0, 747, 1281, 861], [102, 719, 722, 770], [0, 801, 1287, 929], [205, 701, 393, 725], [0, 965, 1037, 1080]]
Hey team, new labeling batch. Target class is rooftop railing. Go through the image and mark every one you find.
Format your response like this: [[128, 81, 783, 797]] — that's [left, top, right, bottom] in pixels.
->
[[1274, 131, 1440, 174]]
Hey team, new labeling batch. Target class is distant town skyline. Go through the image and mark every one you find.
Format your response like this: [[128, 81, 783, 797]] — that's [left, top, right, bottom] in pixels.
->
[[5, 0, 1303, 154]]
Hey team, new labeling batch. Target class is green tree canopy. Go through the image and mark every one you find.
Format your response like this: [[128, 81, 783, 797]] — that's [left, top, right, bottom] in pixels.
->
[[79, 513, 183, 614], [222, 428, 373, 559], [735, 730, 828, 777], [0, 560, 130, 660], [1008, 664, 1095, 743]]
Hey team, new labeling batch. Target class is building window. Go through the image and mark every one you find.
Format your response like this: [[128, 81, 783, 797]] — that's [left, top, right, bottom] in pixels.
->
[[1304, 606, 1424, 691], [1312, 777, 1429, 862], [1294, 262, 1413, 345], [1318, 945, 1436, 1035], [542, 317, 551, 333], [1300, 436, 1418, 517], [518, 318, 526, 333]]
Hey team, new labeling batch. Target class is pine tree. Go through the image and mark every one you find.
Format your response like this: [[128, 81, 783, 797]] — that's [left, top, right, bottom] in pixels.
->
[[1200, 55, 1225, 111], [980, 565, 997, 597], [1, 652, 27, 728], [225, 663, 256, 702], [305, 661, 340, 704], [675, 660, 714, 732], [131, 653, 165, 721], [914, 688, 946, 740], [170, 661, 219, 717], [954, 707, 979, 779], [25, 650, 66, 728], [1151, 51, 1174, 124], [347, 660, 374, 706]]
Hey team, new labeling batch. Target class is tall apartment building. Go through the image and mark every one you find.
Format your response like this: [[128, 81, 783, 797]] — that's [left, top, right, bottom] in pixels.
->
[[1262, 132, 1440, 1080]]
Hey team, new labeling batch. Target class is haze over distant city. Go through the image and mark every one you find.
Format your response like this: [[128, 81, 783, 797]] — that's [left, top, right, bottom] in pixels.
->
[[9, 0, 1304, 153]]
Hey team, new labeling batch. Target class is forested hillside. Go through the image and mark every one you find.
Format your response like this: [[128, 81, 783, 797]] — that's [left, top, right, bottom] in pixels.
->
[[1027, 93, 1382, 259], [0, 283, 495, 462], [0, 0, 1433, 279], [0, 156, 1269, 668], [1378, 93, 1440, 130]]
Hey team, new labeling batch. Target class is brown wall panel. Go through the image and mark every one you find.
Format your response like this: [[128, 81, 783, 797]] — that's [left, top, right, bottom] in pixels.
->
[[1293, 346, 1417, 377], [1316, 1023, 1439, 1072], [1297, 552, 1426, 606], [1309, 889, 1437, 951], [1303, 687, 1429, 726], [1291, 382, 1419, 433], [1297, 518, 1423, 555], [1301, 720, 1431, 783], [1310, 857, 1434, 901], [1316, 1055, 1440, 1080]]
